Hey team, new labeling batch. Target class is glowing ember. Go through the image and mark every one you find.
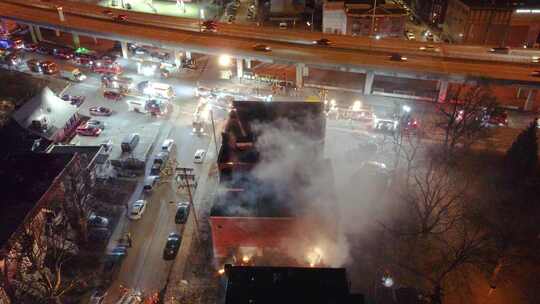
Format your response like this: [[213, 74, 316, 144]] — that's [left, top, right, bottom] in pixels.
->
[[306, 247, 323, 267]]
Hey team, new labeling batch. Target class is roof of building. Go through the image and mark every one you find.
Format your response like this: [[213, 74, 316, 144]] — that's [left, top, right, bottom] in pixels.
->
[[12, 87, 78, 141], [46, 144, 102, 166], [346, 3, 407, 15], [0, 119, 52, 160], [224, 265, 359, 304], [0, 153, 73, 249], [458, 0, 528, 8]]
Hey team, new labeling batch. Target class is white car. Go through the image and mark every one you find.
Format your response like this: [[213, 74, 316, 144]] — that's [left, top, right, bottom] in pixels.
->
[[128, 200, 147, 220], [161, 139, 174, 152], [193, 149, 206, 164]]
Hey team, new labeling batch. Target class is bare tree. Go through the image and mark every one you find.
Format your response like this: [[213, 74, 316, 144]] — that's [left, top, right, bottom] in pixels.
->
[[63, 154, 93, 244], [435, 83, 497, 158], [4, 210, 83, 304], [382, 161, 490, 303]]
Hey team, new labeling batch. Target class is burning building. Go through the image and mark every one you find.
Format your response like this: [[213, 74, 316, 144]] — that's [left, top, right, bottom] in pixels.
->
[[210, 100, 338, 268]]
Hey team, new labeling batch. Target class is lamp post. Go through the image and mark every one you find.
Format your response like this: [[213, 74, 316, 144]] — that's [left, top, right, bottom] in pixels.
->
[[370, 0, 377, 37]]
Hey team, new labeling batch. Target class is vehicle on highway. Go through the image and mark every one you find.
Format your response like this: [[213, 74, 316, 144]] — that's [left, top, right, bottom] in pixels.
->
[[0, 50, 20, 67], [114, 14, 128, 22], [150, 152, 169, 175], [162, 139, 175, 152], [419, 45, 440, 52], [175, 202, 190, 224], [128, 199, 147, 220], [53, 48, 74, 60], [127, 99, 148, 114], [314, 38, 332, 46], [201, 20, 218, 32], [87, 119, 105, 130], [76, 122, 102, 136], [88, 213, 109, 228], [193, 149, 206, 164], [22, 42, 37, 52], [141, 82, 175, 99], [531, 70, 540, 77], [489, 47, 510, 54], [163, 233, 181, 260], [40, 60, 59, 74], [390, 53, 407, 61], [405, 32, 415, 40], [61, 94, 85, 107], [59, 66, 86, 82], [89, 106, 112, 116], [103, 90, 123, 101], [121, 133, 140, 153], [102, 9, 113, 15], [74, 55, 95, 66], [143, 175, 160, 192], [253, 44, 271, 52], [111, 245, 128, 257]]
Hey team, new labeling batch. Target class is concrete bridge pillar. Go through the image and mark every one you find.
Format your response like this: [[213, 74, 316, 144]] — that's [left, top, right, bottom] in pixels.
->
[[34, 26, 43, 41], [363, 70, 374, 95], [72, 33, 80, 49], [437, 79, 449, 103], [174, 49, 181, 68], [29, 26, 38, 43], [120, 41, 129, 59], [236, 58, 244, 79], [55, 29, 61, 37], [524, 89, 537, 111], [185, 51, 191, 60], [245, 59, 251, 69], [296, 63, 305, 88]]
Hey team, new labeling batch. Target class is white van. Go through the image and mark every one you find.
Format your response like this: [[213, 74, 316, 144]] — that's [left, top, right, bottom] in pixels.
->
[[143, 82, 175, 99], [127, 100, 148, 114]]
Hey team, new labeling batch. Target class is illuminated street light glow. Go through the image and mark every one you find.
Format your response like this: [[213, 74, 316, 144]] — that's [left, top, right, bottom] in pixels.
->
[[382, 276, 394, 287], [218, 268, 225, 275], [402, 105, 411, 113], [352, 100, 362, 111], [218, 54, 231, 66]]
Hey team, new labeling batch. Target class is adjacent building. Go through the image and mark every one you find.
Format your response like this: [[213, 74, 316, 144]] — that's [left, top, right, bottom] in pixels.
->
[[224, 265, 363, 304], [442, 0, 540, 45], [323, 1, 407, 37], [414, 0, 448, 27]]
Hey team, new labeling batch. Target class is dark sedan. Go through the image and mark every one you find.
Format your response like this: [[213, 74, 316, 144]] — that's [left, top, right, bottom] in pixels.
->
[[163, 233, 181, 260]]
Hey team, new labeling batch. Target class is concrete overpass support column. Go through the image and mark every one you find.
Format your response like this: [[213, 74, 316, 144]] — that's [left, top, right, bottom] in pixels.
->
[[55, 29, 61, 37], [524, 89, 537, 111], [236, 58, 243, 80], [303, 66, 309, 77], [296, 63, 305, 88], [29, 26, 38, 43], [437, 80, 449, 103], [363, 70, 374, 95], [93, 36, 98, 45], [34, 26, 43, 42], [174, 50, 181, 68], [245, 59, 251, 69], [120, 41, 129, 59], [72, 33, 80, 49], [185, 51, 191, 60]]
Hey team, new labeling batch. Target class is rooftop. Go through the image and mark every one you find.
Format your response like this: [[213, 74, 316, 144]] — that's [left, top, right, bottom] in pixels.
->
[[0, 153, 73, 249], [459, 0, 530, 8], [224, 265, 361, 304]]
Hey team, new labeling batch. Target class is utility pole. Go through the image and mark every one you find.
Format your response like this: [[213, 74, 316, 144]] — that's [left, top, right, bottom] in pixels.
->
[[210, 110, 219, 157], [180, 167, 200, 242], [370, 0, 377, 37]]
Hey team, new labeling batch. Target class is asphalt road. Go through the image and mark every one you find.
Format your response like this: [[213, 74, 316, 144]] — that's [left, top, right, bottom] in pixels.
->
[[3, 0, 540, 85]]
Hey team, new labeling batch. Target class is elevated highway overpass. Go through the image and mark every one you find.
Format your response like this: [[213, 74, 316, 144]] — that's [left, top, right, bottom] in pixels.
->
[[2, 0, 540, 108]]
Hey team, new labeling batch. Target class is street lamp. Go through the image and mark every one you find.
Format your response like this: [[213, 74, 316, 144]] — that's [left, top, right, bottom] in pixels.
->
[[218, 54, 231, 66]]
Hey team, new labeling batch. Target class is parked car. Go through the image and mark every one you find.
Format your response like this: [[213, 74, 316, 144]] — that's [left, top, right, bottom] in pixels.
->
[[143, 175, 160, 192], [193, 149, 206, 163], [87, 119, 105, 129], [489, 47, 510, 54], [114, 14, 128, 22], [175, 202, 190, 224], [111, 245, 128, 257], [61, 94, 85, 107], [373, 116, 399, 133], [27, 59, 41, 72], [88, 213, 109, 228], [484, 108, 508, 127], [76, 123, 102, 136], [161, 139, 175, 152], [89, 106, 112, 116], [89, 288, 108, 304], [419, 45, 440, 52], [128, 200, 147, 220], [103, 91, 123, 101], [163, 232, 181, 260]]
